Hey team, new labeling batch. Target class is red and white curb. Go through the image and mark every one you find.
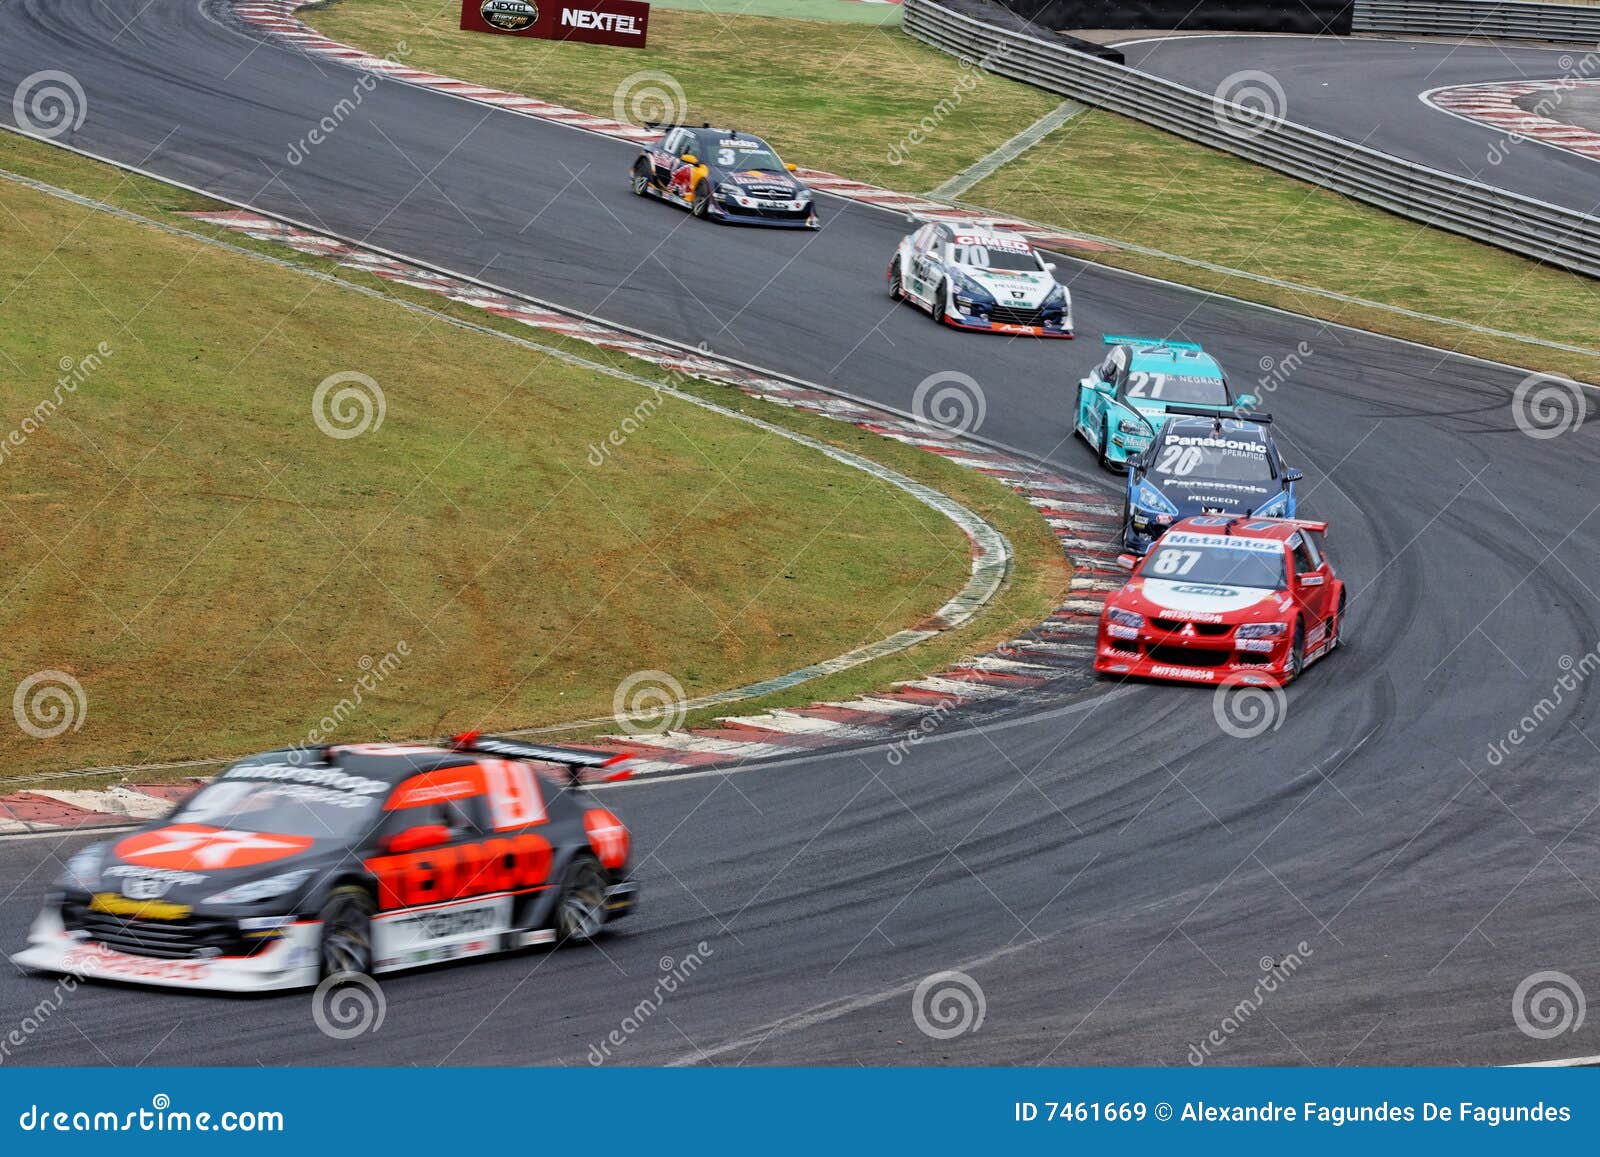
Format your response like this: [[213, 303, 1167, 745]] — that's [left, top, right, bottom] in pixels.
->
[[231, 0, 1114, 253], [0, 209, 1120, 832], [1423, 79, 1600, 163]]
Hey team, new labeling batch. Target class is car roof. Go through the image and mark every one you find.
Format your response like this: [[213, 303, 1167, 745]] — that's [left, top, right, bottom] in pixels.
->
[[1126, 343, 1224, 378], [691, 127, 772, 149], [938, 220, 1032, 247], [229, 745, 481, 785]]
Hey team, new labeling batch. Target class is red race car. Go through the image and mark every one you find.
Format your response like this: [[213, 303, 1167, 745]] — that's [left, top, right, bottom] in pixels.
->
[[1093, 516, 1346, 686]]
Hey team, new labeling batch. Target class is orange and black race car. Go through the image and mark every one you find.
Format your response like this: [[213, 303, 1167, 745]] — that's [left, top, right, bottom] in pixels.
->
[[630, 124, 819, 228], [11, 734, 637, 991]]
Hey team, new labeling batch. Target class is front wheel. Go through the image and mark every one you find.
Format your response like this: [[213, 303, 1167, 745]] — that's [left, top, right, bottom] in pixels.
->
[[888, 259, 904, 301], [318, 885, 375, 978], [631, 159, 652, 196], [1098, 415, 1114, 471], [1287, 619, 1306, 681], [554, 856, 609, 944], [692, 179, 712, 219], [1328, 590, 1347, 653]]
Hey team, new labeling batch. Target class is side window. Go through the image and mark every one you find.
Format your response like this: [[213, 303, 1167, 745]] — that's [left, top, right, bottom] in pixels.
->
[[912, 224, 934, 253], [1292, 539, 1318, 575], [670, 131, 692, 158], [384, 770, 490, 839], [380, 797, 483, 842]]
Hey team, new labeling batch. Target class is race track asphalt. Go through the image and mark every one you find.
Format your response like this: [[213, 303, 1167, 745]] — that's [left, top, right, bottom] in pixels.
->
[[1115, 32, 1600, 214], [1, 0, 1598, 1066]]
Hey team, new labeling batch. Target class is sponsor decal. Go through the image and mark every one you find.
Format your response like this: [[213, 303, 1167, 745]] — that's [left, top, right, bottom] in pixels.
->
[[1171, 585, 1240, 598], [1162, 532, 1281, 554], [115, 825, 314, 871], [1149, 665, 1217, 681], [102, 864, 207, 887], [461, 0, 649, 47], [62, 943, 213, 981], [952, 232, 1031, 252], [481, 0, 537, 29], [365, 832, 553, 910], [88, 893, 192, 921], [222, 761, 387, 796], [1165, 434, 1267, 454], [386, 901, 502, 941]]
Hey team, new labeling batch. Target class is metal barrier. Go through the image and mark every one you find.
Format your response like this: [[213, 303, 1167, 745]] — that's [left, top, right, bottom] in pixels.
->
[[1353, 0, 1600, 42], [903, 0, 1600, 277]]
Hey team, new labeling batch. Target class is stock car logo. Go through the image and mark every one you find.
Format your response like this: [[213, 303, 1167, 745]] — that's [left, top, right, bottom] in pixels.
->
[[115, 825, 314, 871], [481, 0, 537, 30], [365, 832, 554, 910]]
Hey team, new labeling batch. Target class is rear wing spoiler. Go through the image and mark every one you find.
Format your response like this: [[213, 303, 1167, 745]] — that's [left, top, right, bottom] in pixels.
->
[[1103, 335, 1203, 351], [450, 731, 633, 784], [1161, 404, 1273, 424]]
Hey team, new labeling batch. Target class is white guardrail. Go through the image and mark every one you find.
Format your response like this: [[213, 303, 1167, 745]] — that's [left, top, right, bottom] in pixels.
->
[[902, 0, 1600, 278], [1354, 0, 1600, 41]]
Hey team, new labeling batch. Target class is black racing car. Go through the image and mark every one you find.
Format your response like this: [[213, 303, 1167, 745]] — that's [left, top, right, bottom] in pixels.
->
[[11, 734, 638, 992], [1122, 410, 1303, 554], [630, 124, 818, 228]]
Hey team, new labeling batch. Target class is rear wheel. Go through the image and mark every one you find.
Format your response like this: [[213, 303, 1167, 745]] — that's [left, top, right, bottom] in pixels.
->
[[631, 159, 652, 196], [318, 885, 375, 978], [691, 179, 712, 219], [555, 856, 608, 944]]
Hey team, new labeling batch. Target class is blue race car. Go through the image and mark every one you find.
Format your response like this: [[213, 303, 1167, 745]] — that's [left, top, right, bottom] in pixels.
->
[[1075, 336, 1256, 469], [1122, 410, 1302, 554]]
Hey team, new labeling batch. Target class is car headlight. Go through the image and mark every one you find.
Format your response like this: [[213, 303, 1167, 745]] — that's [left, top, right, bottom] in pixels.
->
[[1133, 480, 1178, 516], [1253, 493, 1289, 517], [1117, 418, 1150, 437], [1237, 622, 1288, 639], [61, 844, 104, 890], [1043, 284, 1068, 310], [948, 271, 994, 305], [204, 869, 316, 906], [1107, 609, 1145, 629]]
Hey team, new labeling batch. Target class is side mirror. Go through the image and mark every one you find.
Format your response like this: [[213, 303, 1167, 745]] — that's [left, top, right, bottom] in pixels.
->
[[681, 154, 698, 166], [1116, 552, 1139, 571], [785, 163, 798, 173], [1235, 393, 1258, 407], [1285, 468, 1304, 483], [384, 823, 450, 855], [1126, 452, 1146, 473], [1045, 262, 1057, 272]]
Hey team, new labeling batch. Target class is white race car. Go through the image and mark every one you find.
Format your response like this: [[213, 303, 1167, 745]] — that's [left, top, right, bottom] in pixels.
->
[[887, 218, 1072, 337]]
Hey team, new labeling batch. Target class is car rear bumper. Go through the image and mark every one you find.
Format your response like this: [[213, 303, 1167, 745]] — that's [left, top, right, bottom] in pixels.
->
[[11, 907, 321, 992]]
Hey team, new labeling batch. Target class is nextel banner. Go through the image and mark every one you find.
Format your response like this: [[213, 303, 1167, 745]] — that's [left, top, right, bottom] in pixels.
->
[[462, 0, 650, 47]]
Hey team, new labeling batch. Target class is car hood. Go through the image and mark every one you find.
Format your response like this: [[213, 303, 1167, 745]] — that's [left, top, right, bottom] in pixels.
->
[[86, 823, 343, 905], [1116, 578, 1292, 623], [1145, 475, 1276, 515], [953, 265, 1056, 305]]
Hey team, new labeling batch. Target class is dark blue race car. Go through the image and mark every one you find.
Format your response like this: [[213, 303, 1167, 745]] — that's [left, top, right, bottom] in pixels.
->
[[1122, 410, 1303, 554], [630, 124, 818, 229]]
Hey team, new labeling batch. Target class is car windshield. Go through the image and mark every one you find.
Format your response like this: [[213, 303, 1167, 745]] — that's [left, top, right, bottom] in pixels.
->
[[707, 140, 784, 171], [1121, 373, 1229, 407], [1149, 435, 1274, 483], [1144, 541, 1286, 589], [171, 768, 387, 840], [948, 244, 1039, 272]]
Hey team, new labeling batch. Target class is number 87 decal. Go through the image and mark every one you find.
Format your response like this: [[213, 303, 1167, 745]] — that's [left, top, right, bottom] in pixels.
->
[[1150, 549, 1202, 576]]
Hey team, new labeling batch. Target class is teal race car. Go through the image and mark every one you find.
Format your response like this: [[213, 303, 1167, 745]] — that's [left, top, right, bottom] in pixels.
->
[[1074, 336, 1256, 469]]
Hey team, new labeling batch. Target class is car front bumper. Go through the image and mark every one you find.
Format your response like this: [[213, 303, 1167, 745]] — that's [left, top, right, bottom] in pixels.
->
[[1093, 627, 1291, 685]]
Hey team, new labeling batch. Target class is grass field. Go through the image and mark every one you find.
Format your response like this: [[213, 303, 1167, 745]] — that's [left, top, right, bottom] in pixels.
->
[[0, 159, 992, 779], [303, 0, 1600, 382]]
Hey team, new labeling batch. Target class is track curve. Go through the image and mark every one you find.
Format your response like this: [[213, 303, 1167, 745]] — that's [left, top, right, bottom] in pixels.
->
[[2, 0, 1598, 1066], [1116, 32, 1600, 213]]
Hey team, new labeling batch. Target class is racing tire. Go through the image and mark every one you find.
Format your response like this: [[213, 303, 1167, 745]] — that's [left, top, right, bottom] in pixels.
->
[[1329, 590, 1347, 653], [691, 179, 712, 220], [1098, 415, 1114, 471], [888, 260, 904, 301], [1287, 619, 1306, 682], [554, 855, 609, 945], [318, 885, 376, 978], [631, 159, 652, 196], [1120, 493, 1136, 551], [932, 278, 951, 325]]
